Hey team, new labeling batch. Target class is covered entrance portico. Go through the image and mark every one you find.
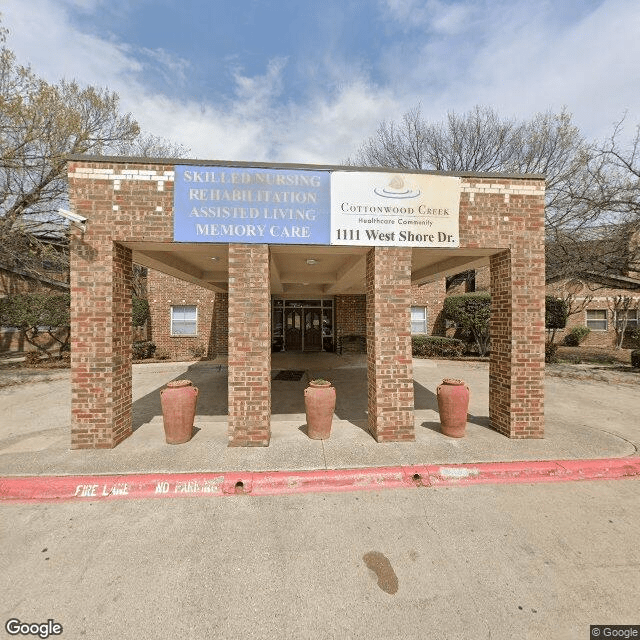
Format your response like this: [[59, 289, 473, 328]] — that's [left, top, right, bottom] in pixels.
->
[[67, 157, 545, 449]]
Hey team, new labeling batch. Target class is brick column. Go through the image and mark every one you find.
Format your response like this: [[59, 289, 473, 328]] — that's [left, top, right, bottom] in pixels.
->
[[489, 249, 545, 438], [227, 244, 271, 446], [70, 238, 133, 449], [366, 247, 415, 442]]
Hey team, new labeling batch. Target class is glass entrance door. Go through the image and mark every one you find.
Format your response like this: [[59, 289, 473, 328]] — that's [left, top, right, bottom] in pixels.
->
[[304, 309, 322, 351], [284, 308, 302, 351], [273, 298, 334, 352]]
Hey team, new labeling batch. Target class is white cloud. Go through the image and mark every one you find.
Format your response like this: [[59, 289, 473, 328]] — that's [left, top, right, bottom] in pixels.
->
[[378, 0, 640, 142], [1, 0, 401, 163], [3, 0, 640, 167]]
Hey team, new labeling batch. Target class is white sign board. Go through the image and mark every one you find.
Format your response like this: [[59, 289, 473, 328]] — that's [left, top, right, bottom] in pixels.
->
[[330, 171, 460, 247]]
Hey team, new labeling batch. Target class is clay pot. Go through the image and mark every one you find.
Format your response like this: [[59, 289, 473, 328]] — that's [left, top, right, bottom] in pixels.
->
[[304, 379, 336, 440], [160, 380, 199, 444], [436, 378, 470, 438]]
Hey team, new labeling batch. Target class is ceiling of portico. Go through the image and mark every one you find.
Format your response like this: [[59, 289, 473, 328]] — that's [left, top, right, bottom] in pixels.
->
[[124, 242, 498, 295]]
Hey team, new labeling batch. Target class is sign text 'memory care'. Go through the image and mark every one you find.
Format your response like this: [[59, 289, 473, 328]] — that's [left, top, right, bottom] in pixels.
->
[[174, 166, 331, 244], [173, 165, 461, 247]]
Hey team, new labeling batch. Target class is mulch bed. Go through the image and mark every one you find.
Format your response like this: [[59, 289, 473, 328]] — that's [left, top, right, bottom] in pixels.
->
[[273, 370, 306, 381]]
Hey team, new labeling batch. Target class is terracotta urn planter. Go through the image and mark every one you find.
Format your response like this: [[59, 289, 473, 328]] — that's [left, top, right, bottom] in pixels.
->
[[160, 379, 199, 444], [436, 378, 470, 438], [304, 379, 336, 440]]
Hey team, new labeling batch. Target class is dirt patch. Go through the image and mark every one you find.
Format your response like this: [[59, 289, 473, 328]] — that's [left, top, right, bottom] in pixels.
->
[[555, 346, 633, 365]]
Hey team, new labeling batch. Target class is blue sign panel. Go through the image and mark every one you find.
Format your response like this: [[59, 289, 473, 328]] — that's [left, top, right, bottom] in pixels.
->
[[174, 165, 331, 244]]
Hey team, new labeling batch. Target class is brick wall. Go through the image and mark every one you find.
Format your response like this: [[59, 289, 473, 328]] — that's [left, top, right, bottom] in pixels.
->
[[335, 294, 366, 352], [147, 269, 216, 360], [411, 281, 447, 334], [214, 293, 229, 355]]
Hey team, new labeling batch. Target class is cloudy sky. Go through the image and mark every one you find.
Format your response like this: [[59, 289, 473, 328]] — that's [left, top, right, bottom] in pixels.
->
[[2, 0, 640, 164]]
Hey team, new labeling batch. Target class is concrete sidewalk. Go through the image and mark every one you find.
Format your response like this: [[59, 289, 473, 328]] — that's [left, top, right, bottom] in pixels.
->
[[0, 353, 638, 478]]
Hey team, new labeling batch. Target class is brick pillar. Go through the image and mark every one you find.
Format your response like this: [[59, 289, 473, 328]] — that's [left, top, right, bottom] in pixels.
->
[[489, 249, 545, 438], [227, 244, 271, 446], [366, 247, 415, 442], [70, 238, 133, 449]]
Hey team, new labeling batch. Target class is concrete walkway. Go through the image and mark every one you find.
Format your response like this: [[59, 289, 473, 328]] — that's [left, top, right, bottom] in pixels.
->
[[0, 353, 638, 478]]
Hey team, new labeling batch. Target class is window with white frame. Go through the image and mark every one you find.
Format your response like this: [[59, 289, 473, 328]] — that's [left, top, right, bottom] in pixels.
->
[[586, 309, 607, 331], [171, 305, 198, 336], [616, 308, 639, 329], [411, 306, 428, 334]]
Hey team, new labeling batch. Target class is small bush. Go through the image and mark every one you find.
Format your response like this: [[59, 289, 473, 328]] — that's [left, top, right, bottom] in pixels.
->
[[25, 352, 42, 365], [631, 350, 640, 368], [189, 342, 206, 359], [132, 340, 156, 360], [412, 336, 465, 359], [545, 342, 558, 363], [132, 297, 150, 327], [563, 325, 590, 347], [155, 348, 170, 360]]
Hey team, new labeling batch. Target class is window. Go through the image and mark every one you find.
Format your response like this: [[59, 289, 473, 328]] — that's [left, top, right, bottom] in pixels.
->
[[616, 309, 638, 329], [171, 305, 197, 336], [411, 306, 428, 334], [586, 309, 607, 331]]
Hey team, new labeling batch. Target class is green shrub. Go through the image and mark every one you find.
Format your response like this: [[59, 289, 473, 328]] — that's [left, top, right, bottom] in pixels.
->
[[443, 293, 491, 356], [545, 296, 568, 329], [563, 325, 590, 346], [631, 350, 640, 368], [545, 342, 558, 363], [132, 297, 150, 327], [132, 340, 156, 359], [0, 292, 70, 358], [412, 335, 465, 359]]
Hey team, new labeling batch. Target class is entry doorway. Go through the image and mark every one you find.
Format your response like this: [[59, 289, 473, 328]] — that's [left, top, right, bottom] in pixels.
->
[[273, 298, 334, 352]]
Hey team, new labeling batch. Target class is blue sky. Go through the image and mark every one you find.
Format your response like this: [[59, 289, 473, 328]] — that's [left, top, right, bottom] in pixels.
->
[[2, 0, 640, 164]]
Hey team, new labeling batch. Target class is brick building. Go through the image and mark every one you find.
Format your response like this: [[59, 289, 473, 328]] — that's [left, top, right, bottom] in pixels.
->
[[67, 156, 546, 449], [547, 273, 640, 347]]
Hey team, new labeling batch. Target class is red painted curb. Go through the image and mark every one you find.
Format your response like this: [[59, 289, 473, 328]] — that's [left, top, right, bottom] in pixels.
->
[[1, 457, 639, 503]]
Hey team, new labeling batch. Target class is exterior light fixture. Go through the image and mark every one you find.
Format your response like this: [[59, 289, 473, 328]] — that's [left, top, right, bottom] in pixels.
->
[[306, 258, 318, 265], [210, 257, 219, 261]]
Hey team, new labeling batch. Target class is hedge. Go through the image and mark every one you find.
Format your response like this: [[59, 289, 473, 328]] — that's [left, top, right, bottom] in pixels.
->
[[412, 335, 465, 358]]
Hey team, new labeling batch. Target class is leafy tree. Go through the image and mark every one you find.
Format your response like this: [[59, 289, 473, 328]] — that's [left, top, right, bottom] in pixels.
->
[[443, 292, 491, 356]]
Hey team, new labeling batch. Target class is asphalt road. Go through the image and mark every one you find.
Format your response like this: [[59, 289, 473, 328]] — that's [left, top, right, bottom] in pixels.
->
[[2, 478, 639, 640]]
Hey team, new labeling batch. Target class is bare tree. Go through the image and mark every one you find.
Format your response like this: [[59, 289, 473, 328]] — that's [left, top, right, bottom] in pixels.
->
[[0, 19, 188, 285], [349, 104, 640, 281], [608, 295, 640, 349]]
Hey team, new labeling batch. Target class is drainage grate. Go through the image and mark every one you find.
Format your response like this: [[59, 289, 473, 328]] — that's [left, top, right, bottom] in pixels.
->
[[273, 370, 306, 381]]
